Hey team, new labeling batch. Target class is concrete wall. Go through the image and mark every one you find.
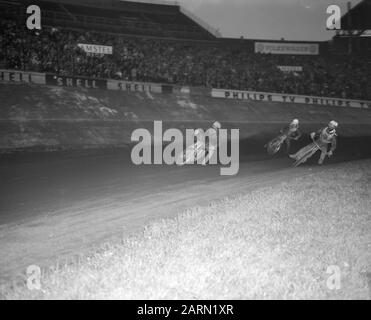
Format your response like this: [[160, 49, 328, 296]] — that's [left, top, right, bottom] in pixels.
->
[[1, 82, 370, 153]]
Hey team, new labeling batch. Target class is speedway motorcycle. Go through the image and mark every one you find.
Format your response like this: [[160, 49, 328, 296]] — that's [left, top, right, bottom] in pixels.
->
[[176, 141, 210, 165], [265, 133, 288, 156], [292, 140, 332, 167]]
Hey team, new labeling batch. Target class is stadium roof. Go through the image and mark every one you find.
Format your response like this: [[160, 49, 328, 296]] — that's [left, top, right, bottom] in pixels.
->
[[3, 0, 219, 39], [340, 0, 371, 33]]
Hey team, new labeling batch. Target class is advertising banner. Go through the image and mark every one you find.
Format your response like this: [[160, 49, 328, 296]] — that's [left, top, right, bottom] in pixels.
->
[[107, 79, 163, 93], [277, 66, 303, 72], [77, 43, 113, 55], [255, 42, 319, 55], [45, 74, 107, 89], [0, 69, 46, 84], [211, 88, 371, 109]]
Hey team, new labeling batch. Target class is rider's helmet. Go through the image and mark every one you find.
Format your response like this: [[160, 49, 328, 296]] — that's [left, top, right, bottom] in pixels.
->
[[212, 121, 221, 131], [290, 118, 299, 128], [327, 120, 338, 134]]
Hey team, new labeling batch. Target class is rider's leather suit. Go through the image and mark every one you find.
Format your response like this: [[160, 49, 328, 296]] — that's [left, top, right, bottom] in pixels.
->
[[312, 127, 337, 164]]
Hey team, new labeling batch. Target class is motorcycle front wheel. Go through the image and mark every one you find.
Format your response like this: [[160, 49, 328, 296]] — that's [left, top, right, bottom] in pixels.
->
[[266, 137, 283, 156]]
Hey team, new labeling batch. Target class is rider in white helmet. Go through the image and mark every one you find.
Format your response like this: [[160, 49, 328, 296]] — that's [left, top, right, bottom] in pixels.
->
[[290, 120, 338, 165], [311, 120, 338, 164], [212, 121, 221, 131], [279, 118, 302, 153], [194, 121, 221, 165]]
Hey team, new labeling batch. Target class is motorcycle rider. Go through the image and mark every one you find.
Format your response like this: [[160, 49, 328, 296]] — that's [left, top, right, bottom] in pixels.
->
[[280, 119, 302, 153], [265, 119, 301, 154], [194, 121, 221, 165], [290, 120, 338, 165]]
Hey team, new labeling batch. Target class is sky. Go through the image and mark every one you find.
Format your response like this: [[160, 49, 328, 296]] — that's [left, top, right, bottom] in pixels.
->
[[173, 0, 363, 41]]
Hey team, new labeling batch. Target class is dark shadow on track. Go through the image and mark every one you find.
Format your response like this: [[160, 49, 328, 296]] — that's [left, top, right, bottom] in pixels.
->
[[0, 135, 370, 225], [240, 134, 371, 164]]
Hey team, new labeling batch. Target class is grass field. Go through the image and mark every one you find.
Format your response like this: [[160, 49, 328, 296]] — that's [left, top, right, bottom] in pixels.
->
[[2, 160, 371, 300]]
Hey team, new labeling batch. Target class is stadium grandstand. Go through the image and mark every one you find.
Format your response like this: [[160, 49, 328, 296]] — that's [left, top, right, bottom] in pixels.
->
[[0, 0, 370, 100], [331, 0, 371, 55]]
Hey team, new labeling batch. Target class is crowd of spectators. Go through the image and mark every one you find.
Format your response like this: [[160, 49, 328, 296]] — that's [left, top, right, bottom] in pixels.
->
[[1, 18, 370, 100]]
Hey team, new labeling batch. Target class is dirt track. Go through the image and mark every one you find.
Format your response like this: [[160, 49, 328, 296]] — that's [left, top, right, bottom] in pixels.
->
[[0, 144, 370, 282]]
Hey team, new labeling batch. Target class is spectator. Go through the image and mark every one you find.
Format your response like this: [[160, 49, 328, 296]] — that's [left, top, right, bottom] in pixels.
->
[[0, 18, 370, 100]]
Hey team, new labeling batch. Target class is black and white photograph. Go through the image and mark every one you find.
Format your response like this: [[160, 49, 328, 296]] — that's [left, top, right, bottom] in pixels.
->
[[0, 0, 370, 302]]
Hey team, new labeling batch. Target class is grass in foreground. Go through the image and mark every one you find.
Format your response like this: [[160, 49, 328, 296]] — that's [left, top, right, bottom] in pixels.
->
[[2, 160, 371, 299]]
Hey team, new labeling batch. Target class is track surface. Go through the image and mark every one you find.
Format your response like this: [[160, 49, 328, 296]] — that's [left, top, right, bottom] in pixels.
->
[[0, 144, 370, 281]]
